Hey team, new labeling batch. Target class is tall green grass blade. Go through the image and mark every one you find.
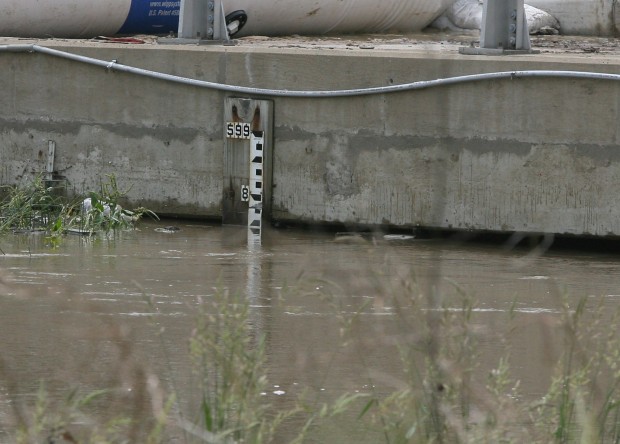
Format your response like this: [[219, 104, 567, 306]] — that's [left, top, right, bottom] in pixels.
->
[[202, 398, 214, 432]]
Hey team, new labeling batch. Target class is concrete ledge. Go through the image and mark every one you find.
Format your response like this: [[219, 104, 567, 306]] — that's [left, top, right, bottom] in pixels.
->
[[459, 46, 540, 55], [2, 34, 620, 237]]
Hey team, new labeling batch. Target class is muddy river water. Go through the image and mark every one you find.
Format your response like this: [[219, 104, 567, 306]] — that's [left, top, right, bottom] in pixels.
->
[[1, 221, 619, 441]]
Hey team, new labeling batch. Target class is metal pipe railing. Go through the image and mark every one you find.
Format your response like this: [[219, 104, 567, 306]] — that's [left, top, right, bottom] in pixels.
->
[[2, 43, 620, 98]]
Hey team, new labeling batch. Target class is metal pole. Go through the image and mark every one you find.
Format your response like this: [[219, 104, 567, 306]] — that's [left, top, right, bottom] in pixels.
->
[[460, 0, 538, 55], [173, 0, 231, 43], [481, 0, 530, 50]]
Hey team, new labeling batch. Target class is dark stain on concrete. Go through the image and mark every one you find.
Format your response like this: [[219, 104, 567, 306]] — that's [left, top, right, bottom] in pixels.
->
[[276, 125, 620, 165], [0, 118, 217, 145]]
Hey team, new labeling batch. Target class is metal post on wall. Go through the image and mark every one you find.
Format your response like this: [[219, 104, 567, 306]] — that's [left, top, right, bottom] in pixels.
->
[[160, 0, 247, 45], [460, 0, 539, 55]]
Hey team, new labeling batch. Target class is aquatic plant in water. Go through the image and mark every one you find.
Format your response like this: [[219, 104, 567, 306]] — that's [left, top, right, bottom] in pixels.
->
[[0, 174, 157, 242], [0, 175, 65, 234]]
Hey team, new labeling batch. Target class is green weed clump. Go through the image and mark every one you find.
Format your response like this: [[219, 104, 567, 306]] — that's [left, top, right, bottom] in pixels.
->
[[188, 286, 274, 442], [530, 296, 620, 443], [0, 175, 65, 235], [3, 283, 361, 444], [13, 385, 132, 444], [321, 271, 620, 444], [0, 175, 157, 242], [7, 379, 172, 444], [185, 286, 339, 443]]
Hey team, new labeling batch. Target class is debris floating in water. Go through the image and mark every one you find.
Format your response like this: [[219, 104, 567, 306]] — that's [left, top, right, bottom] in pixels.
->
[[155, 226, 181, 233], [334, 232, 369, 243], [383, 234, 415, 241]]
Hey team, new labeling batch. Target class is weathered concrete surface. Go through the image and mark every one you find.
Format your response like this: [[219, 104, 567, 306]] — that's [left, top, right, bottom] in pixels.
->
[[2, 33, 620, 236]]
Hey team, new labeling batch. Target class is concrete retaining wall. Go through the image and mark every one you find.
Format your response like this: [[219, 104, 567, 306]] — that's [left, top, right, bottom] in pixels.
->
[[2, 41, 620, 236]]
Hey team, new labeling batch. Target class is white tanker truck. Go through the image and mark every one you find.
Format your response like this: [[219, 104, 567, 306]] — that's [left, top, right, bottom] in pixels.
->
[[0, 0, 614, 39], [0, 0, 453, 38]]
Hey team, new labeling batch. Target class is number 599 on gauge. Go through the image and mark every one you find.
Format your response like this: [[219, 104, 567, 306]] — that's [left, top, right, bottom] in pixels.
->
[[226, 122, 251, 139]]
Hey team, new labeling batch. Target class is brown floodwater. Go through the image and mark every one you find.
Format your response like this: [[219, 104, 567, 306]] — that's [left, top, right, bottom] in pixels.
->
[[1, 221, 619, 442]]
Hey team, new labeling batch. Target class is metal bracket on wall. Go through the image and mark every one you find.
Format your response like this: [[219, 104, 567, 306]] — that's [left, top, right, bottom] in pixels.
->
[[42, 140, 67, 191], [460, 0, 539, 55], [159, 0, 247, 45], [45, 140, 55, 182]]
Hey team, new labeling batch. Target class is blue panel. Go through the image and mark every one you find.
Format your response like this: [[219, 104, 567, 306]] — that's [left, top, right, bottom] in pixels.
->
[[118, 0, 180, 35]]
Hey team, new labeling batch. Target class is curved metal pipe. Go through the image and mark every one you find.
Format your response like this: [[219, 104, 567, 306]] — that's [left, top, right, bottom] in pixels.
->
[[2, 43, 620, 98]]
